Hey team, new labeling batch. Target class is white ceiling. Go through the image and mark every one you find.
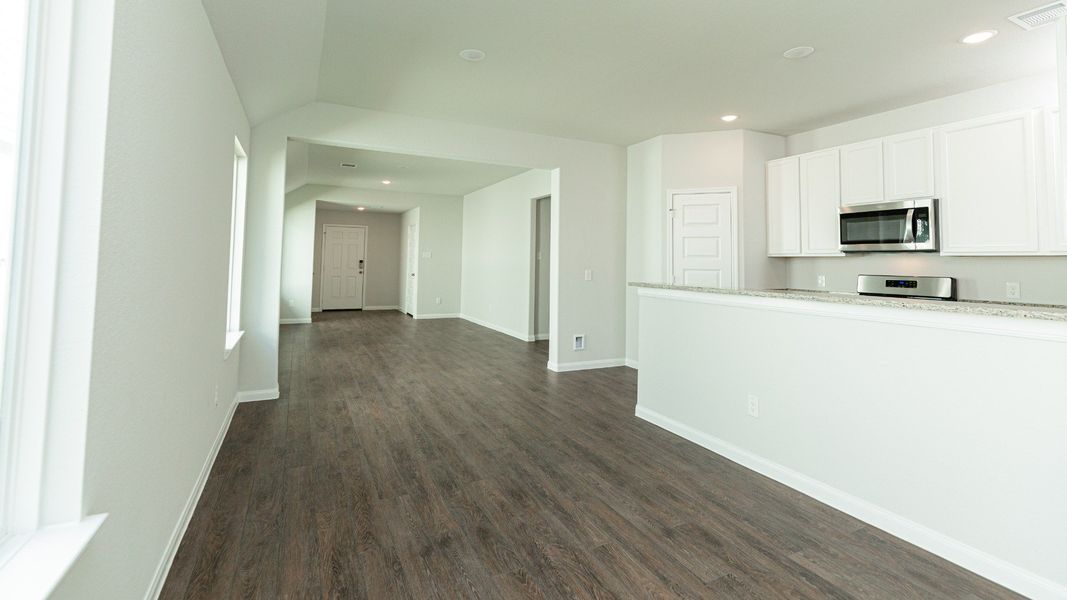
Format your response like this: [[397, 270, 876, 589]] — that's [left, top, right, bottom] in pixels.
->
[[204, 0, 1057, 145], [286, 143, 529, 196]]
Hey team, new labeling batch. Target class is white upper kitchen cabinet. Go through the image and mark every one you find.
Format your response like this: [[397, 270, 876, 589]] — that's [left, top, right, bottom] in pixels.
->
[[937, 110, 1041, 255], [766, 157, 801, 256], [884, 129, 935, 201], [799, 148, 843, 255], [1042, 109, 1067, 254], [840, 139, 884, 205]]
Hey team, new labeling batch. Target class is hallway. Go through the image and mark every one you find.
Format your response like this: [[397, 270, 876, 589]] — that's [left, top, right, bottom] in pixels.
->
[[160, 311, 1018, 599]]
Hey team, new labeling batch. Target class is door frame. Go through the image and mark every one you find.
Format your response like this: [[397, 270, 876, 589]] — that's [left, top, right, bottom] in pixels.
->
[[404, 221, 418, 316], [666, 187, 740, 289], [528, 195, 552, 342], [319, 224, 369, 310]]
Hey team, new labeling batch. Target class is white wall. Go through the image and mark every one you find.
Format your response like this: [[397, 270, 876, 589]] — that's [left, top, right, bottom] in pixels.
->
[[782, 74, 1065, 303], [625, 130, 786, 364], [312, 208, 402, 310], [636, 288, 1067, 599], [243, 101, 626, 388], [460, 169, 551, 340], [281, 185, 463, 321], [52, 1, 250, 598]]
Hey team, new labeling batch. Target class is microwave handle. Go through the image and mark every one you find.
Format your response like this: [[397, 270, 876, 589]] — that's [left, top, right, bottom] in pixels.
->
[[903, 208, 916, 244]]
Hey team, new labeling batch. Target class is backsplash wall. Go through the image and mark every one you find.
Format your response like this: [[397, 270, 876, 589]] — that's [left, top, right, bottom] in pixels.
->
[[786, 255, 1067, 304]]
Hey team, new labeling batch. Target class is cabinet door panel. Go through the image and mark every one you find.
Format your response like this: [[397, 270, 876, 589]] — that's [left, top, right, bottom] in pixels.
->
[[840, 140, 884, 205], [800, 149, 843, 255], [767, 157, 801, 256], [1043, 109, 1067, 253], [884, 130, 935, 200], [937, 111, 1040, 255]]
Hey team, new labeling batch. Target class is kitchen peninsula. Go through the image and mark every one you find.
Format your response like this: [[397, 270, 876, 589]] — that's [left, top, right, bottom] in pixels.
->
[[631, 281, 1067, 598]]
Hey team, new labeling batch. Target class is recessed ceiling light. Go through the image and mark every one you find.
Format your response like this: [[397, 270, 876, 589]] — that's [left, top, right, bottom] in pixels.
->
[[381, 180, 392, 185], [721, 114, 739, 123], [783, 46, 816, 59], [959, 30, 998, 45], [459, 48, 486, 62], [356, 206, 366, 211]]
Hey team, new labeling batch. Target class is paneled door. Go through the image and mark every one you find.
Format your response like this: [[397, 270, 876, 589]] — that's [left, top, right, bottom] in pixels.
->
[[670, 190, 736, 289], [320, 225, 367, 310]]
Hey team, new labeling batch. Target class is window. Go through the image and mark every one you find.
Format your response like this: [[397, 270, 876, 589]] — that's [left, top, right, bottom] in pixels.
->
[[225, 137, 247, 354], [0, 0, 31, 551]]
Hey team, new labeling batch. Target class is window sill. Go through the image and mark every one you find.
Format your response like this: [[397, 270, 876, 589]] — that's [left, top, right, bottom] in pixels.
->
[[223, 330, 244, 359], [0, 513, 106, 599]]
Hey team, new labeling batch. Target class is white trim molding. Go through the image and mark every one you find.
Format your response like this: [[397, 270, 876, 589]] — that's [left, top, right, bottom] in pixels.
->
[[459, 314, 533, 342], [0, 513, 106, 600], [236, 387, 279, 403], [310, 307, 321, 313], [624, 358, 639, 369], [145, 397, 239, 599], [278, 317, 311, 325], [534, 333, 550, 342], [413, 313, 459, 320], [363, 305, 400, 311], [547, 358, 627, 372], [635, 406, 1067, 600]]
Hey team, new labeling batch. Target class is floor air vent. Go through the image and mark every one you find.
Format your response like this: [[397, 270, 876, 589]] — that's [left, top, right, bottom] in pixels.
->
[[1009, 1, 1067, 30]]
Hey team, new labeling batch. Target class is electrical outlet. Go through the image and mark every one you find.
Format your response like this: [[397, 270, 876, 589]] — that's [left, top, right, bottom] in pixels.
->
[[435, 297, 441, 305], [817, 275, 826, 288], [213, 385, 219, 407], [1006, 282, 1021, 300], [584, 269, 593, 281], [421, 250, 432, 259], [573, 334, 586, 351], [747, 394, 760, 418]]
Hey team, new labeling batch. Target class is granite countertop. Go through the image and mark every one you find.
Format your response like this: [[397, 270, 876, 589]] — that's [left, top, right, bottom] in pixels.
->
[[630, 282, 1067, 323]]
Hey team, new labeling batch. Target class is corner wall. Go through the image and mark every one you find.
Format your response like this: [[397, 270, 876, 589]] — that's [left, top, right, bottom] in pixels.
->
[[52, 1, 250, 597], [460, 169, 551, 340]]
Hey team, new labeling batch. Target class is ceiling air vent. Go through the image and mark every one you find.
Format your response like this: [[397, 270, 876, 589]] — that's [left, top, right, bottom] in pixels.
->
[[339, 162, 357, 168], [1009, 1, 1067, 31]]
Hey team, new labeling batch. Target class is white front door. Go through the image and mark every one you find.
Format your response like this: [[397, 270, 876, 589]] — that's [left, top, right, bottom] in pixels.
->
[[320, 225, 366, 310], [404, 223, 417, 315], [671, 191, 735, 288]]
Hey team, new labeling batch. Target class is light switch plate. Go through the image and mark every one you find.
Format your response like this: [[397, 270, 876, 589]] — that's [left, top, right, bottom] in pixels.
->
[[421, 251, 432, 259]]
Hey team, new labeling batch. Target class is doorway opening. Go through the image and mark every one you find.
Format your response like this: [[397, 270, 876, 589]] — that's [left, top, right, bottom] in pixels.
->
[[531, 195, 551, 341]]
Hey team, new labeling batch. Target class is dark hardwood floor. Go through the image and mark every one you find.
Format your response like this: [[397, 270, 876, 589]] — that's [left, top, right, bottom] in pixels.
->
[[161, 310, 1019, 599]]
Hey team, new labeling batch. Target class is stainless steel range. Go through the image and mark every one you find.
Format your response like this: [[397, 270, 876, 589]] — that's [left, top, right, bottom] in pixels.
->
[[857, 275, 956, 301]]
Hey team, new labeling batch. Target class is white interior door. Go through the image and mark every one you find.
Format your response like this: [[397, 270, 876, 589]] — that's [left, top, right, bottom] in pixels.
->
[[404, 223, 417, 315], [320, 225, 366, 310], [671, 191, 735, 288]]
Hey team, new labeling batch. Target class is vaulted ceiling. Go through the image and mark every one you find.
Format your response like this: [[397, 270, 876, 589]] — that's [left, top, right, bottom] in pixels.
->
[[203, 0, 1057, 145]]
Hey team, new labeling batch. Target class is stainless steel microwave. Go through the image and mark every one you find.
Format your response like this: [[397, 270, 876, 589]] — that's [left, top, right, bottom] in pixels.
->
[[839, 198, 938, 252]]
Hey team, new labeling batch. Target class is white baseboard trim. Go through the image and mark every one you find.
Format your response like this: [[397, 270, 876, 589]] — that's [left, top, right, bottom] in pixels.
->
[[145, 396, 239, 600], [624, 358, 639, 369], [279, 317, 311, 325], [363, 305, 400, 311], [413, 313, 460, 320], [459, 314, 532, 342], [634, 405, 1067, 600], [534, 333, 550, 341], [547, 358, 627, 372], [311, 307, 321, 313], [236, 386, 279, 403]]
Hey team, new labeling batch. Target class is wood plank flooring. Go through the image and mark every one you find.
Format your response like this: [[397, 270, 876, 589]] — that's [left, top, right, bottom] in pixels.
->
[[161, 310, 1020, 599]]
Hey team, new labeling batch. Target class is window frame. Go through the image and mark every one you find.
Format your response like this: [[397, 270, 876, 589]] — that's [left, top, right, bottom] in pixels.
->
[[224, 137, 247, 357], [0, 0, 114, 594]]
